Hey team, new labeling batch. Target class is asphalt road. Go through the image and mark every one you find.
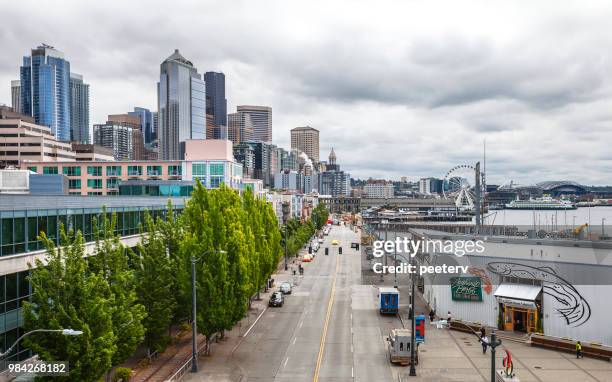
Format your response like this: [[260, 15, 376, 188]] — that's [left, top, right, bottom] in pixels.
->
[[232, 224, 399, 382]]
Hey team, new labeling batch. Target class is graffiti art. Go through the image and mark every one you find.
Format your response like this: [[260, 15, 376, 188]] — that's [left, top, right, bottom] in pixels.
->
[[486, 262, 591, 327]]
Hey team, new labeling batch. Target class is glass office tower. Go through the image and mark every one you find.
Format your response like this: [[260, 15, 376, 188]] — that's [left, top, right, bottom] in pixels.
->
[[157, 49, 206, 160], [20, 44, 71, 141], [69, 73, 90, 144]]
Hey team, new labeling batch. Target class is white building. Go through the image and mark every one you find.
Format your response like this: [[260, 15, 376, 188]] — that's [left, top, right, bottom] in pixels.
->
[[364, 181, 394, 198]]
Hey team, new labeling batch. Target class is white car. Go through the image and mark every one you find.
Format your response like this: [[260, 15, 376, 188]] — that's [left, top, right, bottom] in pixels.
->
[[279, 282, 292, 294], [318, 238, 324, 243]]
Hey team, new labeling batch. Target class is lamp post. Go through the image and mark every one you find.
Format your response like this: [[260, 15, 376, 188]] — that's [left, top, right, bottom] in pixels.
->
[[0, 329, 82, 359], [409, 249, 417, 377], [284, 225, 288, 271], [602, 218, 606, 237], [489, 329, 502, 382], [191, 249, 226, 373]]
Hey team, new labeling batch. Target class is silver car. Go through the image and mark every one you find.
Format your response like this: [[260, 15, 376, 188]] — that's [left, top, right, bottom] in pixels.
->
[[279, 282, 292, 294]]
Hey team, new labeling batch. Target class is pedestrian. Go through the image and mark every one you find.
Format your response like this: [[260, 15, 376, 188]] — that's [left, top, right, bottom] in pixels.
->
[[481, 334, 489, 354], [429, 309, 435, 322], [447, 311, 452, 323], [480, 327, 486, 338], [576, 341, 583, 359]]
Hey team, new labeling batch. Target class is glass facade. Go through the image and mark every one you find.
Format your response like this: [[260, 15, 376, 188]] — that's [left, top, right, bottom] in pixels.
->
[[192, 163, 206, 181], [168, 165, 182, 176], [0, 271, 32, 363], [128, 166, 142, 176], [106, 166, 122, 176], [62, 166, 81, 176], [42, 166, 58, 175], [147, 166, 162, 176], [119, 184, 193, 197], [210, 162, 225, 188], [68, 179, 81, 189], [87, 179, 102, 189]]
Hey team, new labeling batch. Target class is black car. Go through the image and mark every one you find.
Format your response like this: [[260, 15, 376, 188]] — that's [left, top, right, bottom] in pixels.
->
[[269, 291, 284, 307]]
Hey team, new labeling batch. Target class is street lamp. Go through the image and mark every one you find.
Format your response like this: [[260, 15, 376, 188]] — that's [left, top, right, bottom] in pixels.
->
[[409, 247, 417, 377], [191, 249, 226, 373], [0, 328, 83, 359]]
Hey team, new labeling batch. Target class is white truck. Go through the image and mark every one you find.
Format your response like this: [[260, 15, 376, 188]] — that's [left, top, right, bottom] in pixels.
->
[[386, 328, 419, 366]]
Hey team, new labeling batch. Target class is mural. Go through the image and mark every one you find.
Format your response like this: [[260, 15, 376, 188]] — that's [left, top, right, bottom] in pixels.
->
[[486, 262, 591, 327]]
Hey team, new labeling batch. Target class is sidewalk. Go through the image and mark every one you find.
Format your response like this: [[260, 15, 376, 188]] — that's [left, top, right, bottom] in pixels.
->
[[125, 256, 297, 382]]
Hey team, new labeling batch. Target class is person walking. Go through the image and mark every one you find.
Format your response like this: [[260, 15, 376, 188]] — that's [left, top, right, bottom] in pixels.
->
[[576, 341, 583, 359], [447, 311, 452, 323], [429, 309, 435, 322], [480, 334, 489, 354], [480, 327, 486, 338]]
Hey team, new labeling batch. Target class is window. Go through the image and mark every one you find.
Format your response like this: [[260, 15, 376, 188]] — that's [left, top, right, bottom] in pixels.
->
[[87, 192, 103, 195], [27, 166, 37, 173], [62, 166, 81, 176], [106, 178, 119, 189], [192, 164, 206, 180], [106, 166, 122, 176], [128, 166, 142, 176], [87, 166, 102, 176], [68, 179, 81, 189], [87, 179, 102, 189], [168, 165, 182, 176], [43, 166, 58, 175], [210, 163, 224, 176], [147, 165, 162, 176]]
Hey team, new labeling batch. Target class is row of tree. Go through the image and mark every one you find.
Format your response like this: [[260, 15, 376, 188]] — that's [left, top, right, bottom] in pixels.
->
[[22, 183, 324, 381]]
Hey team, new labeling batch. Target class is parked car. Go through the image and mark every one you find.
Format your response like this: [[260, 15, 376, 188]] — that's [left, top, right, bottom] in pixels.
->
[[332, 239, 339, 245], [280, 282, 292, 294], [302, 254, 313, 262], [269, 291, 284, 307], [318, 237, 324, 243]]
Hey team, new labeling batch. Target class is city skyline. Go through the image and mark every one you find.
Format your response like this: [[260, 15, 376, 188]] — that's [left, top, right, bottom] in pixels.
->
[[1, 1, 612, 184]]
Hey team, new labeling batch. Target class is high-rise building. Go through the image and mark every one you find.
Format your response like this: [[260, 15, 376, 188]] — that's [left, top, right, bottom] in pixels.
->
[[11, 80, 20, 113], [94, 114, 144, 161], [419, 177, 444, 194], [319, 149, 350, 196], [228, 112, 253, 144], [204, 72, 227, 128], [128, 107, 154, 144], [152, 111, 158, 142], [237, 105, 271, 143], [20, 44, 71, 141], [233, 143, 255, 178], [290, 126, 319, 163], [69, 73, 90, 144], [157, 49, 206, 160]]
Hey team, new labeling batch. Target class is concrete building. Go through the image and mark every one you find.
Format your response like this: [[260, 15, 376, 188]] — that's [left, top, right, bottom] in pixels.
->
[[364, 180, 394, 198], [236, 105, 271, 143], [235, 141, 274, 188], [274, 170, 302, 191], [233, 143, 255, 178], [290, 126, 319, 163], [93, 118, 136, 161], [20, 44, 72, 141], [419, 177, 444, 194], [69, 73, 90, 143], [228, 111, 254, 144], [21, 140, 243, 195], [0, 110, 75, 167], [157, 50, 206, 160], [70, 143, 114, 162], [11, 80, 20, 114]]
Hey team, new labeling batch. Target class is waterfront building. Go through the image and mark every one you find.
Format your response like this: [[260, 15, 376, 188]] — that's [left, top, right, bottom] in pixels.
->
[[419, 177, 443, 194], [11, 80, 20, 114], [364, 180, 395, 198], [157, 50, 206, 160], [21, 139, 243, 195], [290, 126, 319, 163], [0, 108, 75, 167], [20, 45, 71, 141], [236, 105, 271, 143], [69, 73, 90, 144], [204, 72, 227, 129], [318, 195, 360, 213]]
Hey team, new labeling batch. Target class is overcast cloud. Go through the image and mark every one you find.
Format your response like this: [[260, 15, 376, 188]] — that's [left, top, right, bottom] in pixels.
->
[[1, 0, 611, 185]]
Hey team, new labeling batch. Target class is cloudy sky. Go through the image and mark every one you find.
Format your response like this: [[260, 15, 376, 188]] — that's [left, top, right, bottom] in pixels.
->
[[1, 0, 611, 185]]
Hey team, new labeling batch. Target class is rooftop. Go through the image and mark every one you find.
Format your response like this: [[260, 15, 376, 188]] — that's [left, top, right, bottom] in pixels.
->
[[0, 195, 187, 212]]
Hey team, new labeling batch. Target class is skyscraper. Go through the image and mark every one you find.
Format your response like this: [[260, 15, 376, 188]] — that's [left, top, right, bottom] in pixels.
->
[[69, 73, 90, 143], [319, 148, 350, 196], [290, 126, 320, 163], [20, 44, 71, 141], [157, 49, 206, 160], [204, 71, 227, 128], [228, 112, 254, 144], [237, 105, 272, 143], [11, 80, 20, 113], [128, 107, 154, 144]]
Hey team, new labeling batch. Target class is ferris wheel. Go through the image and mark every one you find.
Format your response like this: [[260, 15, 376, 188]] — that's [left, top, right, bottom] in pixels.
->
[[443, 164, 485, 212]]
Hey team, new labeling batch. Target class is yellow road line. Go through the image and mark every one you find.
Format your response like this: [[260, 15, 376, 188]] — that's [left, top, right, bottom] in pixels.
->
[[313, 252, 340, 382]]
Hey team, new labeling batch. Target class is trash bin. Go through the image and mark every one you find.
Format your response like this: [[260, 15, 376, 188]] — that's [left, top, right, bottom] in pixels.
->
[[339, 247, 343, 255]]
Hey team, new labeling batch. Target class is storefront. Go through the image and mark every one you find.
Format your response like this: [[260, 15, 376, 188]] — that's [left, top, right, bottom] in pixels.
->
[[494, 283, 542, 333]]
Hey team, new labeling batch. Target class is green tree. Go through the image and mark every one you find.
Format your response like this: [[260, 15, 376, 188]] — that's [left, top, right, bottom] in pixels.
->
[[134, 212, 177, 354], [90, 213, 146, 366], [23, 229, 116, 382]]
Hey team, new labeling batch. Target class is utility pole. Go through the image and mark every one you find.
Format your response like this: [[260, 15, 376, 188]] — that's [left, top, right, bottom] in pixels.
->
[[393, 229, 397, 288], [475, 162, 481, 235]]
